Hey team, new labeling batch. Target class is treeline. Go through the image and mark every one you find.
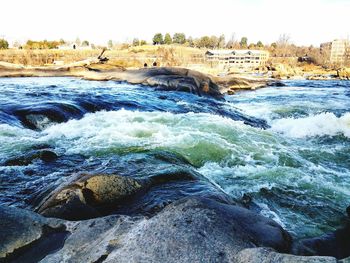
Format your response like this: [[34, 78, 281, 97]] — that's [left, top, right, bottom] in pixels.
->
[[147, 33, 266, 50]]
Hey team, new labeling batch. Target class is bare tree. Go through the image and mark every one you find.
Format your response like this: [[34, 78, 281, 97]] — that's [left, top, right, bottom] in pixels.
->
[[276, 34, 291, 57], [226, 33, 239, 49]]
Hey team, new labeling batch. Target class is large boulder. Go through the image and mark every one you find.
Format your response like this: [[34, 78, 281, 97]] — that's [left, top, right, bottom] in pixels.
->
[[36, 173, 149, 220], [41, 197, 292, 263], [2, 198, 346, 263]]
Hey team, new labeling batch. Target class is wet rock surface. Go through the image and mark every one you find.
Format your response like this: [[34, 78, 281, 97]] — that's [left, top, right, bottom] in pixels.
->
[[3, 150, 58, 166], [292, 222, 350, 259]]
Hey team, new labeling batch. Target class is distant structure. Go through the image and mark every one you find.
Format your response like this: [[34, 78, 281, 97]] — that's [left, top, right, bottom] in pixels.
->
[[205, 49, 269, 69], [330, 39, 350, 65]]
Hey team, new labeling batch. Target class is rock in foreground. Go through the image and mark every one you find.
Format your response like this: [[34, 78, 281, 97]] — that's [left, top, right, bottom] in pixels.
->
[[40, 197, 292, 262], [2, 197, 348, 263]]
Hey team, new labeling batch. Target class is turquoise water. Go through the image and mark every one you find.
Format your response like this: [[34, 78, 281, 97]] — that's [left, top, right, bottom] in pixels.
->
[[0, 77, 349, 239]]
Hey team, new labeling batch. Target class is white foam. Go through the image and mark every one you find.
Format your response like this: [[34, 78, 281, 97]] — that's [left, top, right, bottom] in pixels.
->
[[0, 124, 38, 160], [271, 112, 350, 138], [40, 109, 255, 162]]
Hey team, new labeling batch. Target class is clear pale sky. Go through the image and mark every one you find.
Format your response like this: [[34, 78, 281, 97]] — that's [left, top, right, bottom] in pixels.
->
[[1, 0, 349, 46]]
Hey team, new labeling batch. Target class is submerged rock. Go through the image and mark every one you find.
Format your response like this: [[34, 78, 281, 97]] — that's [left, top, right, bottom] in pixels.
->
[[36, 173, 149, 220], [4, 150, 58, 166]]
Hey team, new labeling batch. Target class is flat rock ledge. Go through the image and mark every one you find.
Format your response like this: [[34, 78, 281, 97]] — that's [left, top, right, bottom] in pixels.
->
[[1, 197, 348, 263], [0, 62, 223, 99]]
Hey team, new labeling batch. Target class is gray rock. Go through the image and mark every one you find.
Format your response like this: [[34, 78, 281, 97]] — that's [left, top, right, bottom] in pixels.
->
[[234, 247, 337, 263], [3, 198, 343, 263], [40, 214, 142, 263], [0, 206, 65, 262], [41, 197, 292, 263]]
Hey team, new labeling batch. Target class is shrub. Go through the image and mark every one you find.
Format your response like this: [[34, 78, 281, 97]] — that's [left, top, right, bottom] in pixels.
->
[[0, 39, 9, 49]]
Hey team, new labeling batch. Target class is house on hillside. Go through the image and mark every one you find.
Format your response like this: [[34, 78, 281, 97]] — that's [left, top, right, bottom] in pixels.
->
[[205, 49, 269, 69]]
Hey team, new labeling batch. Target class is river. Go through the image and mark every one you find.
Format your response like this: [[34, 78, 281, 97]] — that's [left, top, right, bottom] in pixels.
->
[[0, 77, 349, 240]]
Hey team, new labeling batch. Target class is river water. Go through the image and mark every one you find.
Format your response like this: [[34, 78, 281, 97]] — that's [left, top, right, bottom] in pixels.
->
[[0, 77, 349, 239]]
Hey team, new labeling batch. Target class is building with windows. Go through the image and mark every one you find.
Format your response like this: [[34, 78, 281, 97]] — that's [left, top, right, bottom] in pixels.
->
[[205, 49, 269, 69], [330, 39, 350, 65]]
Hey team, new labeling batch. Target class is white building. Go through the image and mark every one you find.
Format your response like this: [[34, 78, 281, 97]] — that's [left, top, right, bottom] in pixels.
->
[[205, 49, 269, 69], [330, 39, 350, 65]]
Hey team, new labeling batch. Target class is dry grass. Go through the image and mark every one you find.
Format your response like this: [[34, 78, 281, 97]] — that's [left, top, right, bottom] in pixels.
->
[[0, 45, 207, 68], [2, 45, 333, 77]]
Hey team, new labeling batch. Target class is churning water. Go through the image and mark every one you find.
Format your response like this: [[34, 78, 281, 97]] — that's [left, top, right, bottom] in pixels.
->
[[0, 77, 349, 239]]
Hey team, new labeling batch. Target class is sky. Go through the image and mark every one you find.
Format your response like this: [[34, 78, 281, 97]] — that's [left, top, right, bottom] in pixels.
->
[[1, 0, 350, 46]]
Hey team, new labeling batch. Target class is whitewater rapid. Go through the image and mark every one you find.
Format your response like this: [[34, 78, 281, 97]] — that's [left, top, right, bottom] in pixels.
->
[[0, 77, 349, 239]]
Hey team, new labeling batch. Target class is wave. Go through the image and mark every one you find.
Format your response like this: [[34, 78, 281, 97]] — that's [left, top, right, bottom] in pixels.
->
[[39, 109, 272, 166], [270, 112, 350, 138]]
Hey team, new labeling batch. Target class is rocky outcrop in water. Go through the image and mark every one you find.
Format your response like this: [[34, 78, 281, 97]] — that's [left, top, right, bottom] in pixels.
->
[[35, 168, 201, 220], [36, 173, 150, 220], [0, 62, 224, 99]]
